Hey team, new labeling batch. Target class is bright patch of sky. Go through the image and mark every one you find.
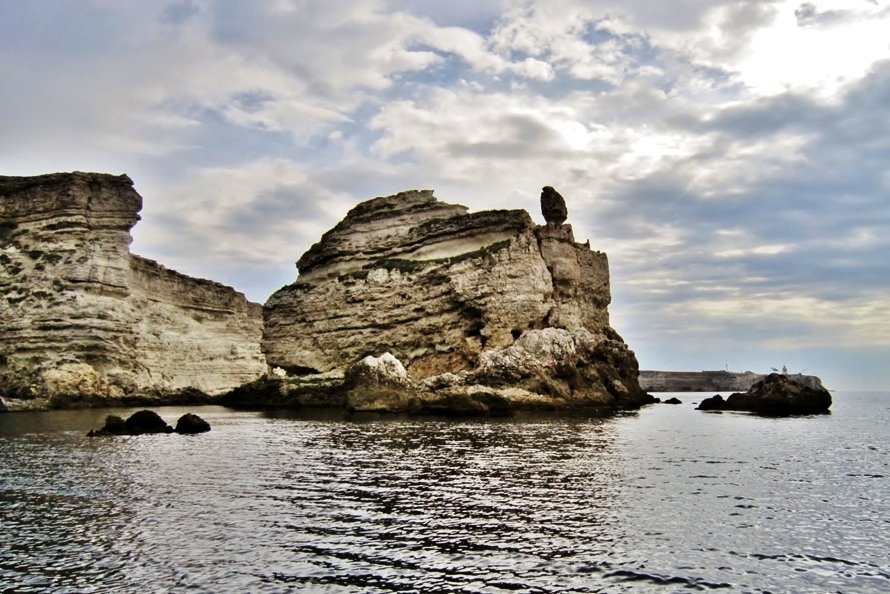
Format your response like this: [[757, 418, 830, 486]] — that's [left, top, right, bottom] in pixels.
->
[[2, 0, 889, 388]]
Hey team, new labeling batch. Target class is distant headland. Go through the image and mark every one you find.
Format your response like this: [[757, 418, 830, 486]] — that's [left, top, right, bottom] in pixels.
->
[[639, 369, 824, 392]]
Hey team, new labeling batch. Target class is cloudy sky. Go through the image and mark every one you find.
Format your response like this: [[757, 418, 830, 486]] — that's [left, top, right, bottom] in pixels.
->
[[3, 0, 889, 389]]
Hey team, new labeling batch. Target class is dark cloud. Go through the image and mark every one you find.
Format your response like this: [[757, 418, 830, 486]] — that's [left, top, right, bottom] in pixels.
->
[[161, 0, 201, 24], [590, 58, 890, 371], [795, 3, 849, 27]]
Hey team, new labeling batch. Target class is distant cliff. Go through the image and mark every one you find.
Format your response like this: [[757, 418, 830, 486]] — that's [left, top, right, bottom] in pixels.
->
[[639, 370, 824, 392], [0, 172, 266, 410], [255, 187, 651, 412]]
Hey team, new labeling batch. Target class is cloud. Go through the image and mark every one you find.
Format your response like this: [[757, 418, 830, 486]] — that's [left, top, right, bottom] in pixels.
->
[[3, 0, 890, 386]]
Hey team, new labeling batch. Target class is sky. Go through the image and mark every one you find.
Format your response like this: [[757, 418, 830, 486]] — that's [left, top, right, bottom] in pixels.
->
[[2, 0, 889, 390]]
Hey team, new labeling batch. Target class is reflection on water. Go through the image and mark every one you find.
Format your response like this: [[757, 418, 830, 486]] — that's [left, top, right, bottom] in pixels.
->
[[1, 394, 888, 593]]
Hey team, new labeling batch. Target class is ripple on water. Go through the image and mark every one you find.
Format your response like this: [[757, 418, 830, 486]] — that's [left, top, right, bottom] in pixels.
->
[[1, 396, 889, 593]]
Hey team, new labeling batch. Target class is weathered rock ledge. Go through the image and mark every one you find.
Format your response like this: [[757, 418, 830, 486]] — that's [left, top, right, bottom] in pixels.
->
[[0, 172, 266, 411], [233, 186, 653, 413]]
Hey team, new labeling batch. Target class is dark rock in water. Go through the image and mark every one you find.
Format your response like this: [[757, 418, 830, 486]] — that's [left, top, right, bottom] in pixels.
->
[[88, 410, 173, 436], [175, 413, 211, 434], [125, 410, 174, 434], [696, 374, 831, 415], [87, 414, 128, 436], [541, 186, 568, 225], [696, 395, 725, 410], [663, 397, 683, 405]]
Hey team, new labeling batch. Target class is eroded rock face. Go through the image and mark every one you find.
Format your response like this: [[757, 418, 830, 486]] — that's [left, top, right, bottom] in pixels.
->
[[0, 172, 266, 409], [261, 187, 650, 411]]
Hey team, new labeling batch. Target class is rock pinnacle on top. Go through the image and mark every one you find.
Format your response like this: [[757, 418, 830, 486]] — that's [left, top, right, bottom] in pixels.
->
[[540, 186, 568, 225]]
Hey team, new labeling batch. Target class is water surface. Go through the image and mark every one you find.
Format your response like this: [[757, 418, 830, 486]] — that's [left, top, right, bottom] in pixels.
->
[[1, 392, 888, 592]]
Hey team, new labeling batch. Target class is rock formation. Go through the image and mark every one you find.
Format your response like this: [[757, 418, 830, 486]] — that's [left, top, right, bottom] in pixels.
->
[[174, 412, 212, 434], [696, 373, 832, 415], [0, 172, 266, 410], [256, 187, 651, 412], [540, 186, 568, 225], [87, 410, 212, 436]]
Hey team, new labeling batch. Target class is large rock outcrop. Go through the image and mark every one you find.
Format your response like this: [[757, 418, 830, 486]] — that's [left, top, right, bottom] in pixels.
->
[[697, 373, 832, 415], [259, 188, 650, 412], [0, 172, 266, 410]]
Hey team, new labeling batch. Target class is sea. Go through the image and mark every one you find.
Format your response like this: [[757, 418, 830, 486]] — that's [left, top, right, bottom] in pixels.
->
[[1, 391, 888, 593]]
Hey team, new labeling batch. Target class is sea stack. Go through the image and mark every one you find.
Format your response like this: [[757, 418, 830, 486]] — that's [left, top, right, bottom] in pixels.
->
[[0, 172, 266, 410], [257, 186, 652, 413]]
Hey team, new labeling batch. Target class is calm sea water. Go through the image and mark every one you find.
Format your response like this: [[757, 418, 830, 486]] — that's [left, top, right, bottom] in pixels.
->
[[1, 392, 888, 593]]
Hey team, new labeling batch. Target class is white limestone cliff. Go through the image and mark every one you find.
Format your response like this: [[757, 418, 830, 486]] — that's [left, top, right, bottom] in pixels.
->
[[0, 172, 266, 409], [257, 188, 651, 412]]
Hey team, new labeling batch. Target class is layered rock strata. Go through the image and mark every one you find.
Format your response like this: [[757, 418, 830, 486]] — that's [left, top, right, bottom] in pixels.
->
[[0, 172, 266, 410], [258, 188, 650, 412]]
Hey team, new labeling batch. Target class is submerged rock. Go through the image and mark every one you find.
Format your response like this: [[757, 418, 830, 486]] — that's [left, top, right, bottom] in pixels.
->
[[88, 410, 172, 436], [124, 410, 173, 434], [89, 415, 128, 436], [175, 413, 211, 434], [696, 373, 831, 415], [88, 410, 212, 435]]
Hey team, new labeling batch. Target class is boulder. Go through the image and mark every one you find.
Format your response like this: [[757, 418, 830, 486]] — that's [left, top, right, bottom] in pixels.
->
[[175, 413, 211, 434], [88, 410, 172, 436], [88, 410, 215, 435], [663, 397, 682, 405], [87, 414, 128, 436], [696, 374, 831, 415], [541, 186, 568, 225], [344, 353, 417, 412], [696, 395, 725, 410], [124, 410, 174, 434]]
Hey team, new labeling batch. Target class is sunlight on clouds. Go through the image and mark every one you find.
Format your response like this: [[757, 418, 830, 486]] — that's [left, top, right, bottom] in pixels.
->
[[715, 244, 792, 259], [735, 0, 890, 98]]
